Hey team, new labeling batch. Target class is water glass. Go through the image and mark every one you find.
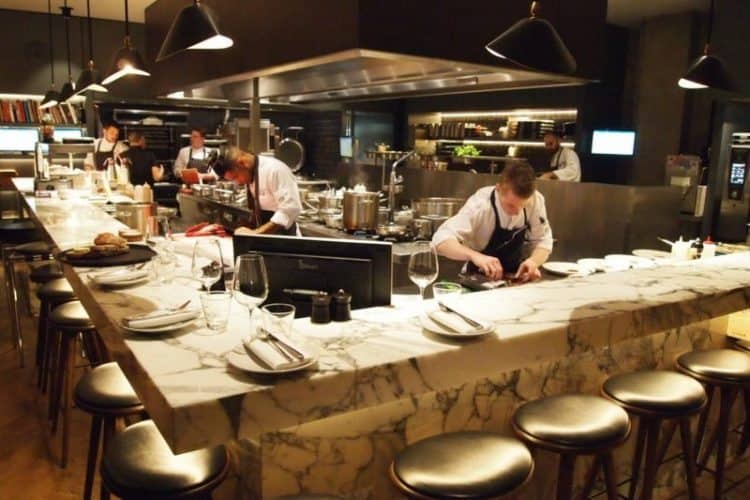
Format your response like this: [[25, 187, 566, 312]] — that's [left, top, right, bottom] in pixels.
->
[[408, 241, 439, 304], [152, 252, 177, 284], [261, 303, 296, 336], [192, 238, 224, 290], [432, 281, 463, 301], [199, 291, 232, 333]]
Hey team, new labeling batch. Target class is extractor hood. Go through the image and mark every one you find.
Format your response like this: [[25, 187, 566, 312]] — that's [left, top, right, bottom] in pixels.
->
[[146, 0, 606, 104]]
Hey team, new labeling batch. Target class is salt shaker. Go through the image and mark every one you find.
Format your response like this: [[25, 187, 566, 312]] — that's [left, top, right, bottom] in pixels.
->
[[311, 293, 331, 324], [331, 289, 351, 322]]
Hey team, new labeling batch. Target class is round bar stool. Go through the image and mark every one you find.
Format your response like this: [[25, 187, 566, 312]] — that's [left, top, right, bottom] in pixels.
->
[[48, 300, 105, 468], [512, 394, 631, 500], [36, 278, 76, 393], [389, 431, 534, 499], [676, 349, 750, 500], [602, 370, 707, 500], [100, 419, 230, 500], [29, 262, 64, 284], [273, 496, 343, 499], [74, 362, 145, 500], [729, 340, 750, 457]]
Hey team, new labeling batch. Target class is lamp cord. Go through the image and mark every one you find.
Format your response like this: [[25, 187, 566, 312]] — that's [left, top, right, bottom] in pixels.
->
[[87, 0, 93, 61], [706, 0, 715, 51], [47, 0, 54, 85], [62, 0, 72, 81], [125, 0, 130, 38]]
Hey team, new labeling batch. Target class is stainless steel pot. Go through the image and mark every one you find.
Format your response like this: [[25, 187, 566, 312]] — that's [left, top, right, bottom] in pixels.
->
[[317, 193, 342, 210], [413, 218, 434, 240], [323, 211, 343, 229], [376, 222, 407, 238], [343, 191, 378, 231], [423, 214, 449, 233], [411, 197, 464, 218], [192, 184, 214, 198], [393, 208, 414, 227], [377, 208, 390, 226], [114, 202, 156, 234]]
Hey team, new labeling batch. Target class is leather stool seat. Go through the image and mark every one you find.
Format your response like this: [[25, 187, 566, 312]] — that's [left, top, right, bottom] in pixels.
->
[[101, 420, 229, 498], [392, 431, 533, 498], [37, 278, 75, 301], [0, 220, 41, 244], [30, 263, 64, 283], [677, 349, 750, 383], [75, 362, 141, 410], [50, 301, 93, 329], [0, 219, 36, 231], [14, 240, 53, 255], [274, 496, 343, 500], [513, 394, 630, 450], [603, 370, 707, 415]]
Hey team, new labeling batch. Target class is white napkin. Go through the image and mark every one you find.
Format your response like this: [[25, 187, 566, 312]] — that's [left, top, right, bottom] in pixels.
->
[[243, 335, 313, 370], [123, 309, 200, 329], [90, 268, 149, 285], [428, 310, 485, 334]]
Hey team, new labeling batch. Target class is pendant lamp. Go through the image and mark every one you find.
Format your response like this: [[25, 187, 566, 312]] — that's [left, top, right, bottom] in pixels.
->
[[156, 0, 233, 61], [678, 0, 731, 90], [40, 0, 59, 109], [58, 1, 76, 102], [485, 1, 576, 75], [102, 0, 150, 85], [74, 0, 108, 95]]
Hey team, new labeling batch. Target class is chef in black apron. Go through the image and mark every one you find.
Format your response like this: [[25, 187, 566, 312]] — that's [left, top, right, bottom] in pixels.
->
[[432, 163, 553, 283], [84, 121, 126, 171], [173, 127, 214, 179], [218, 147, 302, 236], [539, 131, 581, 182]]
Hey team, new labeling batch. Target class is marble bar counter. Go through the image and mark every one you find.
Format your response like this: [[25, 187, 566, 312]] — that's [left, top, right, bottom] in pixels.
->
[[13, 179, 750, 498]]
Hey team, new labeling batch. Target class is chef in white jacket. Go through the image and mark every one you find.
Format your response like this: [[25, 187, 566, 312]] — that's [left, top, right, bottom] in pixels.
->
[[539, 131, 581, 182], [433, 163, 553, 282], [173, 127, 214, 180], [84, 120, 128, 171]]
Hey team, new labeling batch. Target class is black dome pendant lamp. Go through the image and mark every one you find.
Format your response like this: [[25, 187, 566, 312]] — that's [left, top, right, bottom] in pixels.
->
[[678, 0, 731, 90], [102, 0, 150, 85], [74, 0, 108, 95], [58, 1, 76, 103], [156, 0, 233, 61], [485, 1, 576, 75], [40, 0, 60, 109]]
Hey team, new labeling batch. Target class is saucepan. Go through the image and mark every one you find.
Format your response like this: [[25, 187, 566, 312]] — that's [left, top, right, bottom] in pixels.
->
[[376, 222, 408, 238]]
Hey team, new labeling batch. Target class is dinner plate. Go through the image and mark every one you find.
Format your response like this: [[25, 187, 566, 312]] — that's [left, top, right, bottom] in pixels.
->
[[632, 249, 671, 259], [604, 254, 656, 268], [541, 261, 581, 276], [120, 318, 196, 334], [419, 313, 493, 338], [576, 258, 607, 273], [93, 276, 149, 288], [226, 349, 318, 374]]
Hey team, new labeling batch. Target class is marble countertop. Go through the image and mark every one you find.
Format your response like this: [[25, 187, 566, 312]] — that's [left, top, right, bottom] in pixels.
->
[[15, 180, 750, 453]]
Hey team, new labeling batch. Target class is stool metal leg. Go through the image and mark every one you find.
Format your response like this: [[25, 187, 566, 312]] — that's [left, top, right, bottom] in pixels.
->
[[738, 388, 750, 457], [601, 453, 619, 500], [61, 332, 76, 468], [3, 249, 24, 367], [580, 454, 601, 498], [36, 299, 50, 388], [627, 418, 647, 500], [679, 417, 699, 500], [100, 417, 115, 500], [556, 453, 575, 500], [83, 415, 102, 500], [714, 386, 738, 500], [640, 419, 662, 500], [694, 385, 714, 469]]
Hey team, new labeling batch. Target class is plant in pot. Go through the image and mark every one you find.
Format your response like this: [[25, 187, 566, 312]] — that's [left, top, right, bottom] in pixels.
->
[[453, 144, 481, 165]]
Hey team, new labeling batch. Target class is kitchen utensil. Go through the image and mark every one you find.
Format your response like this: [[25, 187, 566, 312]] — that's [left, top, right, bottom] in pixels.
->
[[310, 293, 331, 324], [376, 222, 407, 238], [411, 197, 464, 218], [423, 214, 448, 232], [343, 191, 379, 231], [419, 313, 492, 338], [413, 218, 434, 240], [317, 192, 342, 210], [275, 137, 305, 173], [393, 208, 414, 226], [437, 301, 483, 329], [377, 207, 390, 226]]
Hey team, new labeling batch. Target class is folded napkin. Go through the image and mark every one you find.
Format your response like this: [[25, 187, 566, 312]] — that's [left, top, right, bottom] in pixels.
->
[[243, 334, 313, 371], [122, 309, 200, 329], [90, 268, 149, 285], [428, 310, 486, 334]]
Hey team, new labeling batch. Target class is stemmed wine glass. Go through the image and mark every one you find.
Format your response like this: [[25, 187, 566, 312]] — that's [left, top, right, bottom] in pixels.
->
[[191, 238, 224, 291], [408, 241, 439, 305], [232, 253, 269, 330]]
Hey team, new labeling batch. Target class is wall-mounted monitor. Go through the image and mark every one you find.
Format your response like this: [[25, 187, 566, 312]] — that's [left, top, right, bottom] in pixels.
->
[[54, 127, 84, 141], [0, 127, 39, 152], [591, 129, 636, 156]]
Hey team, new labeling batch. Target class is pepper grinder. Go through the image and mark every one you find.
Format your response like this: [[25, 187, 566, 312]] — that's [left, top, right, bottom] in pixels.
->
[[310, 293, 331, 324], [331, 289, 351, 322]]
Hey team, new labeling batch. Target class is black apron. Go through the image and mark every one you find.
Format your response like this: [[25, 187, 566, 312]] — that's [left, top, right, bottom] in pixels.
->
[[548, 148, 563, 173], [94, 139, 116, 171], [466, 189, 529, 274], [187, 148, 210, 173], [244, 157, 297, 236]]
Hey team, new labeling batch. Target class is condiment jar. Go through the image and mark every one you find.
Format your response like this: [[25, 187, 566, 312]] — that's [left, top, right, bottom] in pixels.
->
[[701, 236, 716, 259], [331, 289, 352, 322], [311, 293, 332, 324]]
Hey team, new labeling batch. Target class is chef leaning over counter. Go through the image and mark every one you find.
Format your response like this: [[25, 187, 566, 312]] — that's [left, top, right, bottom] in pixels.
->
[[84, 120, 128, 171], [433, 163, 553, 282], [215, 147, 302, 235]]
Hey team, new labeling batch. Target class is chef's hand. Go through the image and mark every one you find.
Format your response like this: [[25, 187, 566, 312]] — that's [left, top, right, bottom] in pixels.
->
[[470, 253, 503, 280], [538, 172, 553, 180], [515, 258, 541, 283], [234, 226, 256, 236]]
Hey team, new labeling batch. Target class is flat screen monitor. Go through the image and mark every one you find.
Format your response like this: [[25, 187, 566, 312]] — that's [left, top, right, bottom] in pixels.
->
[[591, 129, 636, 156], [54, 127, 84, 141], [339, 137, 353, 157], [233, 234, 392, 317], [0, 127, 39, 152]]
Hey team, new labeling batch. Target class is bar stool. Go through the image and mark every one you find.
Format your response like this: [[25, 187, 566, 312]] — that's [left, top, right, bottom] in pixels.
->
[[389, 431, 534, 498], [100, 419, 230, 500], [48, 300, 105, 468], [29, 262, 63, 284], [512, 394, 631, 500], [36, 278, 76, 393], [74, 362, 145, 500], [602, 370, 707, 500], [676, 349, 750, 500], [730, 340, 750, 456]]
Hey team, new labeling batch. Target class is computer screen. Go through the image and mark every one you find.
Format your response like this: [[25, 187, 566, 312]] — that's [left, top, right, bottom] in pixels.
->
[[591, 130, 636, 156], [339, 137, 353, 157], [0, 127, 39, 152], [54, 128, 84, 141], [233, 234, 392, 317]]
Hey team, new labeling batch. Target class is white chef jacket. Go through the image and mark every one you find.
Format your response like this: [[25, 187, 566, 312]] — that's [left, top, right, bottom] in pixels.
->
[[84, 138, 128, 169], [433, 185, 553, 254], [549, 147, 581, 182], [248, 155, 302, 230], [173, 146, 214, 178]]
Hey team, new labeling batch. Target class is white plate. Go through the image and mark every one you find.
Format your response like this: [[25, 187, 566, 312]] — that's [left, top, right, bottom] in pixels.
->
[[91, 274, 150, 287], [604, 254, 656, 268], [419, 314, 493, 338], [542, 261, 581, 276], [632, 249, 671, 259], [226, 349, 318, 374], [120, 318, 197, 334], [576, 258, 607, 272]]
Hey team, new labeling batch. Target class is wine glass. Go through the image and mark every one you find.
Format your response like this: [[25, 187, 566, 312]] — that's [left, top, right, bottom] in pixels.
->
[[145, 215, 172, 248], [408, 241, 439, 305], [191, 238, 224, 291], [232, 253, 269, 329]]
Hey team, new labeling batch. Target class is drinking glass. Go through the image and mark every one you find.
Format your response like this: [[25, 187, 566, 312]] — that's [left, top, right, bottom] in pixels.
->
[[152, 252, 177, 284], [408, 241, 439, 304], [432, 281, 463, 301], [199, 291, 232, 333], [145, 215, 172, 249], [232, 253, 269, 327], [192, 238, 224, 291], [261, 303, 296, 336]]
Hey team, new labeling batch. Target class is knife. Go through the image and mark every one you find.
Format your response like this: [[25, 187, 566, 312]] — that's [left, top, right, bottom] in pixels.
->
[[437, 302, 483, 329], [260, 328, 306, 360]]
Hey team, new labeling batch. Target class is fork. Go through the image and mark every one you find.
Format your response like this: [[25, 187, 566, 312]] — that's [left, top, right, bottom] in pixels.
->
[[437, 302, 483, 329]]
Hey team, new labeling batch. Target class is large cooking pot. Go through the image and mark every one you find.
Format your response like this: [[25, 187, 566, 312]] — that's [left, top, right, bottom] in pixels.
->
[[114, 202, 156, 235], [343, 191, 379, 231], [411, 197, 464, 218]]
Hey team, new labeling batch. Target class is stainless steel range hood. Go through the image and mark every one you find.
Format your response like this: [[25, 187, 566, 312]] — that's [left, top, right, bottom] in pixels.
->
[[146, 0, 605, 104]]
